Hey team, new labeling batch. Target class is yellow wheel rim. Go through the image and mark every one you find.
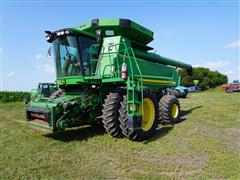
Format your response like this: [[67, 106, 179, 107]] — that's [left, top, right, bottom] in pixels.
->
[[171, 104, 179, 118], [138, 98, 155, 131]]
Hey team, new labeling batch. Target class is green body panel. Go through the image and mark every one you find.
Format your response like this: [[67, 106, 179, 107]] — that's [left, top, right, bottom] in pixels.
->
[[26, 18, 192, 132], [95, 36, 179, 87], [74, 18, 153, 45], [133, 49, 192, 70], [57, 76, 88, 86], [29, 101, 57, 109]]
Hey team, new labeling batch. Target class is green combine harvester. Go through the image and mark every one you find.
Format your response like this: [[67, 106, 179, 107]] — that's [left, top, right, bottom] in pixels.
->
[[26, 18, 192, 141]]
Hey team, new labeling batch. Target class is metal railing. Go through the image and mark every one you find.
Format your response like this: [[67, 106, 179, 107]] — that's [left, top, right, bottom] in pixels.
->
[[89, 42, 144, 116]]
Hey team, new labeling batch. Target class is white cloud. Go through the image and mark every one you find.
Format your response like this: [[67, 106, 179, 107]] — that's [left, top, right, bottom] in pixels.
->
[[37, 63, 55, 74], [205, 61, 230, 68], [193, 60, 230, 69], [235, 67, 240, 71], [224, 68, 240, 82], [224, 70, 233, 75], [224, 40, 240, 49], [35, 53, 43, 59], [7, 72, 16, 78]]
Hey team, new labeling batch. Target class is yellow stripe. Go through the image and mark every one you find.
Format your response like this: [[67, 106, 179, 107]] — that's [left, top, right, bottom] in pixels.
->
[[140, 78, 176, 85]]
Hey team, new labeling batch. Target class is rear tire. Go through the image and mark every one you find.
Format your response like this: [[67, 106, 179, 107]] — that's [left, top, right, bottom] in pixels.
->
[[158, 95, 181, 124], [102, 91, 123, 137], [168, 89, 179, 98], [119, 89, 158, 141]]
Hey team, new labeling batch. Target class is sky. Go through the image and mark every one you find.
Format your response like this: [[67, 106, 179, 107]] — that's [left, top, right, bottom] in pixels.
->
[[0, 0, 239, 91]]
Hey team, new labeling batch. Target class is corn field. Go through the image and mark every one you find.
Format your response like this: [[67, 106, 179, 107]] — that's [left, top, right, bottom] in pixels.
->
[[0, 91, 30, 103]]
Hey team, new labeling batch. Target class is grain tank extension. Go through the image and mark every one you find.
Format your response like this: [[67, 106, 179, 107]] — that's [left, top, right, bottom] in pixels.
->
[[26, 19, 192, 141]]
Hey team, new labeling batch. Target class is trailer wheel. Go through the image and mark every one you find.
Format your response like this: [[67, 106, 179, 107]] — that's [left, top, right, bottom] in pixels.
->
[[158, 95, 181, 124], [119, 89, 158, 141], [102, 91, 123, 137]]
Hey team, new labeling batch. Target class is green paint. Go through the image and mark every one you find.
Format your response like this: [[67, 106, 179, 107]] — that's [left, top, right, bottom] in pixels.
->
[[26, 18, 192, 132]]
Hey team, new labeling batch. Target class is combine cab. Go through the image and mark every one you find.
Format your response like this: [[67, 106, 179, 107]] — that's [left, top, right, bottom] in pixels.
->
[[30, 83, 57, 99], [26, 18, 192, 141]]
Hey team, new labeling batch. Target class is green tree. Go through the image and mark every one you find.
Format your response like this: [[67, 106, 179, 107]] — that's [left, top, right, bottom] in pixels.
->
[[179, 67, 228, 91]]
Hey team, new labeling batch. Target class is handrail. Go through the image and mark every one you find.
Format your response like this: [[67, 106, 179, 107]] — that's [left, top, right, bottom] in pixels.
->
[[107, 42, 142, 79], [89, 42, 144, 116], [106, 42, 144, 116]]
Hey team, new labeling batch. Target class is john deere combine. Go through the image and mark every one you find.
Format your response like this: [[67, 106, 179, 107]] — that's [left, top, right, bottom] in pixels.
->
[[26, 18, 192, 141]]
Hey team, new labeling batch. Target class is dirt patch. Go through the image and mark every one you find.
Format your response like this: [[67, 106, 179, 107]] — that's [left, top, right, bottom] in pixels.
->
[[199, 124, 240, 155], [225, 127, 240, 134], [158, 170, 201, 177], [132, 151, 208, 178]]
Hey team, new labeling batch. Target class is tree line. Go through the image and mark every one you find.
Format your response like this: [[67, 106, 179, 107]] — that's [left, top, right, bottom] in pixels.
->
[[179, 67, 228, 90], [0, 91, 30, 103]]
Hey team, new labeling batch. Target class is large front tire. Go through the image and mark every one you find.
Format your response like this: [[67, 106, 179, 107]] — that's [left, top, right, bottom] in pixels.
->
[[119, 89, 158, 141], [102, 91, 123, 137]]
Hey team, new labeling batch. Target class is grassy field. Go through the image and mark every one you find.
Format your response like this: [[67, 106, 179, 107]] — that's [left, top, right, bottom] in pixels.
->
[[0, 88, 239, 179]]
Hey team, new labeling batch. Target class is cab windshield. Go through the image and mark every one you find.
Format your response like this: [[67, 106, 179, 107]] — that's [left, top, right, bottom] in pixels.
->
[[52, 35, 96, 77]]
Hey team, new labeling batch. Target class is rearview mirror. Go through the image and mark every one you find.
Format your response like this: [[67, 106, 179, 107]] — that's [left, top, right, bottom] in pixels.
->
[[47, 46, 53, 58]]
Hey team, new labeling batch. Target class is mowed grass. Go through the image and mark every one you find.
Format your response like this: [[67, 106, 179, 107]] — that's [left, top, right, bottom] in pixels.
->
[[0, 88, 239, 179]]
